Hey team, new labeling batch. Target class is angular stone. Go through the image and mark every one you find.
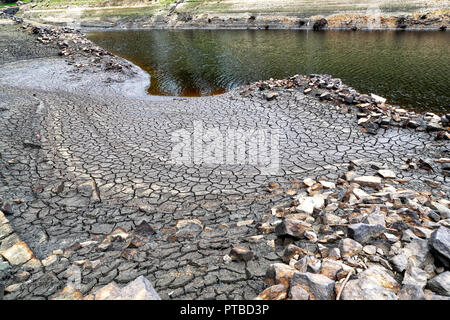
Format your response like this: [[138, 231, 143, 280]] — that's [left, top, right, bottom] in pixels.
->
[[230, 246, 254, 262], [296, 197, 315, 214], [289, 285, 310, 300], [255, 284, 287, 300], [377, 170, 396, 179], [360, 265, 400, 293], [51, 285, 83, 300], [353, 176, 382, 188], [339, 238, 363, 258], [348, 223, 385, 244], [265, 263, 296, 287], [427, 271, 450, 296], [290, 272, 335, 300], [320, 259, 343, 280], [402, 239, 434, 268], [282, 244, 303, 263], [432, 202, 450, 218], [428, 227, 450, 268], [275, 219, 312, 239], [397, 284, 426, 300], [363, 213, 386, 227], [403, 264, 428, 289], [120, 276, 161, 300], [1, 241, 34, 265], [94, 282, 122, 300], [341, 278, 398, 300], [390, 254, 408, 272]]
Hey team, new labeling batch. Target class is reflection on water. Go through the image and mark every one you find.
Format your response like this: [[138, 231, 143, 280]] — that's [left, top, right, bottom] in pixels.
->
[[88, 29, 450, 112]]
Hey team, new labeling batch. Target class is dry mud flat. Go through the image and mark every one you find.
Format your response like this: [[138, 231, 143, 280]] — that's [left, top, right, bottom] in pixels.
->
[[0, 15, 449, 300]]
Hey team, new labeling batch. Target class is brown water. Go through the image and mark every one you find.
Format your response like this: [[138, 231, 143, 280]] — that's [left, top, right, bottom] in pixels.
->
[[88, 29, 450, 113]]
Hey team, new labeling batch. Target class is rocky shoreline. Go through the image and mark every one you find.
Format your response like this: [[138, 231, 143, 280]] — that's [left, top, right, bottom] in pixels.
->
[[5, 4, 450, 31], [0, 14, 449, 300]]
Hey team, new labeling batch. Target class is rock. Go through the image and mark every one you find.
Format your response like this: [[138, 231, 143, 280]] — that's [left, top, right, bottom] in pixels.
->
[[427, 271, 450, 296], [289, 285, 310, 300], [3, 7, 19, 16], [363, 245, 377, 255], [282, 244, 303, 263], [403, 264, 428, 289], [361, 265, 400, 293], [1, 241, 35, 265], [264, 92, 278, 101], [377, 169, 396, 179], [296, 197, 315, 214], [320, 259, 344, 280], [275, 219, 312, 239], [371, 93, 387, 104], [339, 238, 363, 258], [313, 18, 328, 31], [319, 92, 331, 101], [432, 202, 450, 218], [120, 276, 161, 300], [353, 176, 382, 188], [363, 213, 386, 227], [402, 239, 434, 268], [94, 282, 122, 300], [290, 272, 335, 300], [348, 223, 385, 244], [230, 246, 254, 262], [428, 227, 450, 268], [254, 284, 287, 300], [341, 277, 398, 300], [397, 284, 426, 300], [51, 285, 83, 300], [390, 254, 409, 272], [265, 263, 296, 287]]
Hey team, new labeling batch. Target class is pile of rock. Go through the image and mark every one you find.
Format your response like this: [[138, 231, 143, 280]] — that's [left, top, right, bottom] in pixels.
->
[[241, 74, 449, 137], [254, 161, 450, 300], [1, 13, 132, 75]]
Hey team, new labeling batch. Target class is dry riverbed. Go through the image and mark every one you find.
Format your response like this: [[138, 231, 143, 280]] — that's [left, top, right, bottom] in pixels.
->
[[0, 13, 449, 300]]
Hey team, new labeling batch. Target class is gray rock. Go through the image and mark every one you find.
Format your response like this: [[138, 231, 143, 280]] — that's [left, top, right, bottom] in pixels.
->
[[390, 254, 408, 272], [402, 264, 428, 289], [339, 238, 363, 258], [432, 202, 450, 218], [427, 271, 450, 296], [348, 223, 385, 244], [275, 219, 312, 239], [402, 239, 434, 268], [341, 277, 398, 300], [397, 284, 426, 300], [428, 227, 450, 269], [289, 285, 310, 300], [290, 272, 335, 300], [119, 276, 161, 300]]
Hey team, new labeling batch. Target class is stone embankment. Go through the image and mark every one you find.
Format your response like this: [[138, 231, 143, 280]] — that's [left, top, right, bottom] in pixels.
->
[[0, 13, 449, 300]]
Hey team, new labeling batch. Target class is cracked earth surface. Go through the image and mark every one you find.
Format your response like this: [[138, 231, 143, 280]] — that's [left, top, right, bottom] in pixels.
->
[[0, 21, 449, 299]]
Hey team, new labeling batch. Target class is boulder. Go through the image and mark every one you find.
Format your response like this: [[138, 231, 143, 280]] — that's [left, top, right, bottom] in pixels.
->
[[428, 227, 450, 268], [348, 223, 385, 244], [255, 284, 287, 300], [313, 18, 328, 31], [275, 219, 312, 239], [290, 272, 335, 300], [427, 271, 450, 296], [340, 277, 398, 300], [265, 263, 296, 287], [289, 285, 310, 300], [339, 238, 363, 258], [397, 284, 426, 300]]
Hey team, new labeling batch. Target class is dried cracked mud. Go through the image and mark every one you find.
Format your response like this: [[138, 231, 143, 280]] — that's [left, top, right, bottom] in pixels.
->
[[0, 20, 448, 300]]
